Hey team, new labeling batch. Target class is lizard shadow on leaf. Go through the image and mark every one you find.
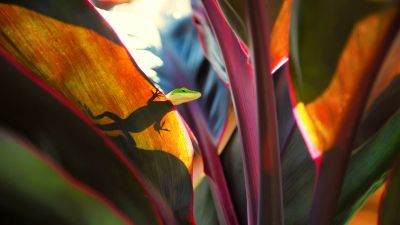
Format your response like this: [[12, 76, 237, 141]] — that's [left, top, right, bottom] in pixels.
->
[[82, 90, 173, 147], [79, 90, 194, 223], [0, 57, 193, 224]]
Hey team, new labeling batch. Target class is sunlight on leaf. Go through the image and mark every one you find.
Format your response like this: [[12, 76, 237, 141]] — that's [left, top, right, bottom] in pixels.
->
[[0, 48, 165, 225], [291, 8, 399, 157], [0, 2, 195, 223], [0, 3, 193, 169], [270, 0, 292, 71], [91, 0, 132, 9], [348, 185, 384, 225]]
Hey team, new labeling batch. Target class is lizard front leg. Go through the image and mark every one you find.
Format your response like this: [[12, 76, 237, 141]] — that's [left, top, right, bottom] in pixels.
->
[[154, 119, 169, 134], [147, 89, 163, 104]]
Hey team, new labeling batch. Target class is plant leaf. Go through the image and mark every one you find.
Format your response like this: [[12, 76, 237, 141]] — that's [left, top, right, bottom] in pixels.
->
[[269, 0, 292, 71], [347, 186, 384, 225], [192, 0, 229, 83], [216, 0, 292, 71], [0, 130, 132, 225], [216, 0, 283, 46], [281, 109, 400, 225], [244, 0, 285, 222], [290, 2, 400, 223], [193, 0, 259, 224], [0, 1, 194, 223], [220, 130, 247, 225], [157, 15, 233, 153], [355, 30, 400, 146], [379, 160, 400, 225], [289, 0, 399, 156], [335, 110, 400, 224], [194, 178, 221, 225], [0, 49, 165, 225], [91, 0, 132, 9]]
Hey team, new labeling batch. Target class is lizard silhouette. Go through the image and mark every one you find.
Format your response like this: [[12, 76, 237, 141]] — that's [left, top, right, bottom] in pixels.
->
[[84, 90, 173, 146]]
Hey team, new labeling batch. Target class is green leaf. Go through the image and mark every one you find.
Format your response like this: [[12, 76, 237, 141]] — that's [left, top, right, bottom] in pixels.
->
[[280, 109, 400, 225], [336, 110, 400, 224], [220, 131, 247, 225], [379, 160, 400, 225], [281, 127, 315, 225], [0, 130, 130, 225], [194, 178, 221, 225]]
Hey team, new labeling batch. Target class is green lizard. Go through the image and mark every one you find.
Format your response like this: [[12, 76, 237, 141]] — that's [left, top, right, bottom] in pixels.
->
[[84, 88, 201, 140], [166, 87, 202, 105]]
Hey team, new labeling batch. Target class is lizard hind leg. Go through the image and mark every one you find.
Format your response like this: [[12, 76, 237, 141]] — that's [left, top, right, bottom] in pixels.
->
[[96, 122, 121, 131], [90, 111, 124, 131]]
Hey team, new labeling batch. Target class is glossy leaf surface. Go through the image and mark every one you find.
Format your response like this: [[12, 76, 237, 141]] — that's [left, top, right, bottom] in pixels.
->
[[0, 131, 131, 225], [0, 1, 194, 223]]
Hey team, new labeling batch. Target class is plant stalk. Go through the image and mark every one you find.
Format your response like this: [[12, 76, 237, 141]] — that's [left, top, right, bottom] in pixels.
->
[[199, 1, 260, 224], [244, 0, 284, 224]]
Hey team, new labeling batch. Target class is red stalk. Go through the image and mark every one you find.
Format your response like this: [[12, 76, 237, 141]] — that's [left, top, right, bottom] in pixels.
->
[[244, 0, 284, 224], [197, 1, 259, 224]]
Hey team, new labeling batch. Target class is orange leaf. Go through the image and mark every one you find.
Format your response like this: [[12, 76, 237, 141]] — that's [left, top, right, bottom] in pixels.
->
[[0, 3, 193, 169], [292, 8, 399, 157], [270, 0, 293, 71]]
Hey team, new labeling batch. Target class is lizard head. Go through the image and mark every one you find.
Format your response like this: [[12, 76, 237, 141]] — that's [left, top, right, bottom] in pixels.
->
[[166, 87, 202, 105]]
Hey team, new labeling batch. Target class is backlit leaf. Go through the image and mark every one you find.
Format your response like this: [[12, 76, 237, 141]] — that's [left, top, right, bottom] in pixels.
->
[[289, 1, 399, 156], [91, 0, 132, 9], [0, 49, 163, 225], [0, 1, 194, 223]]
